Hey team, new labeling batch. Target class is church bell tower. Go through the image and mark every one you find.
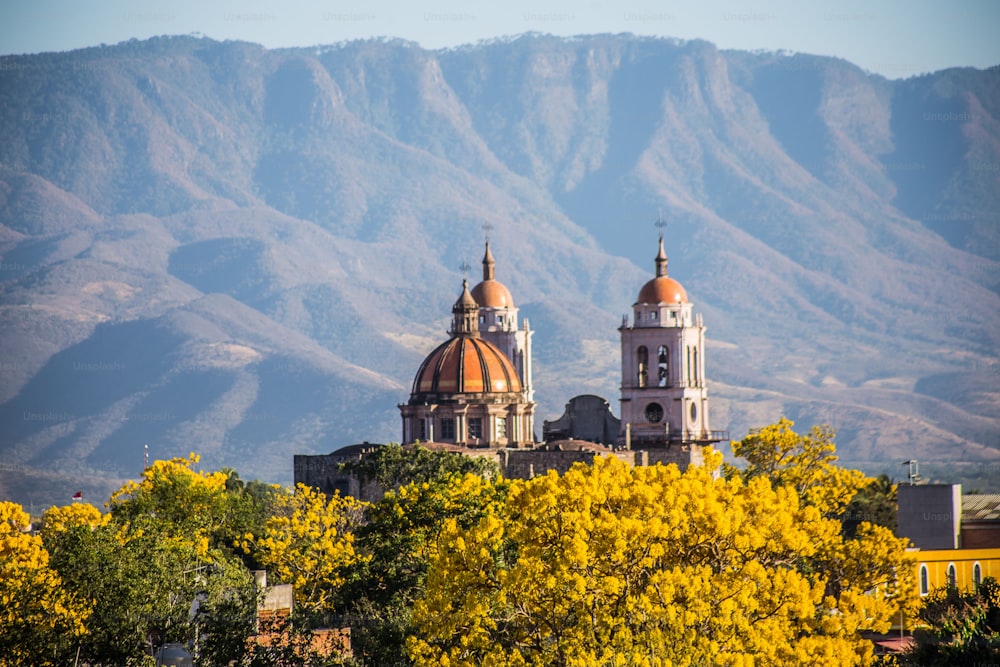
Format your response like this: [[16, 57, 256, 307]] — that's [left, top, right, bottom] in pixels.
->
[[619, 236, 722, 450]]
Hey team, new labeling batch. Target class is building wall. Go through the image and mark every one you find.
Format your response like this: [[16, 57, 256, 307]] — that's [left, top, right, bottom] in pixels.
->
[[294, 447, 385, 503], [542, 394, 621, 445], [897, 484, 961, 550], [912, 548, 1000, 596], [962, 523, 1000, 548], [297, 445, 706, 501]]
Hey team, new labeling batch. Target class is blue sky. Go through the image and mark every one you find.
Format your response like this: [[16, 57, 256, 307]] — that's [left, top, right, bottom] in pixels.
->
[[1, 0, 998, 79]]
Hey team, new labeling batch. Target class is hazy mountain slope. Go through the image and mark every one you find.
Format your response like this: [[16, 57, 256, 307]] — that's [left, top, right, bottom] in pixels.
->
[[0, 35, 997, 508]]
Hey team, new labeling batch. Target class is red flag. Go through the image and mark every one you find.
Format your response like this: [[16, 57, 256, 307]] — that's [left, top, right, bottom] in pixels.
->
[[72, 491, 83, 501]]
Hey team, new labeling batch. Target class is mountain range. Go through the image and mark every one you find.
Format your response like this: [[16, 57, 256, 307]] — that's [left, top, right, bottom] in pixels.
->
[[1, 33, 998, 508]]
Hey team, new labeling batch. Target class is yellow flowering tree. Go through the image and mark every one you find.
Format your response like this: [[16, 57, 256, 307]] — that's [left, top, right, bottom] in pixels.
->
[[242, 483, 366, 614], [40, 501, 108, 538], [0, 501, 89, 667], [727, 417, 868, 516], [109, 452, 230, 548], [728, 418, 919, 642], [409, 451, 915, 667]]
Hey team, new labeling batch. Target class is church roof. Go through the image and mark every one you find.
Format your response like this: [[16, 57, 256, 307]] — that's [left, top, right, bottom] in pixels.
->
[[636, 236, 688, 304], [471, 241, 515, 308], [412, 335, 522, 396], [471, 280, 514, 308], [412, 278, 523, 398]]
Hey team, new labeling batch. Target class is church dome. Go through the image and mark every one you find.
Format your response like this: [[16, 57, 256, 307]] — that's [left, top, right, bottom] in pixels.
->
[[412, 336, 522, 396], [471, 240, 515, 308], [637, 276, 688, 304], [636, 236, 688, 304], [471, 280, 514, 308]]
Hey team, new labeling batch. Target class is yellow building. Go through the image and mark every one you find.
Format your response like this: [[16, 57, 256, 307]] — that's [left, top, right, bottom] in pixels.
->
[[912, 547, 1000, 596]]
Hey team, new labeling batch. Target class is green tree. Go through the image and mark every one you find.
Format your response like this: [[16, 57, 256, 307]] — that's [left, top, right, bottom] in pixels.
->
[[902, 577, 1000, 665], [340, 442, 499, 491], [840, 474, 897, 538], [345, 472, 508, 667], [42, 455, 260, 665]]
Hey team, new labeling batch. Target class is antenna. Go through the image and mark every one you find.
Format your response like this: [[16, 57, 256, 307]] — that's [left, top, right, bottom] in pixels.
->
[[901, 459, 920, 484], [144, 444, 149, 473]]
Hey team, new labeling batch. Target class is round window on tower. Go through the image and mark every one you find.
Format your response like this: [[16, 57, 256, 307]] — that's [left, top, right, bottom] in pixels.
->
[[645, 402, 664, 423], [689, 401, 698, 424]]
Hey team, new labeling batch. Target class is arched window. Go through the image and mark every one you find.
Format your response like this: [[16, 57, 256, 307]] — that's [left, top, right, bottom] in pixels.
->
[[657, 345, 669, 387], [919, 565, 929, 596], [693, 347, 699, 385], [973, 562, 982, 588], [947, 563, 957, 587], [637, 346, 648, 388]]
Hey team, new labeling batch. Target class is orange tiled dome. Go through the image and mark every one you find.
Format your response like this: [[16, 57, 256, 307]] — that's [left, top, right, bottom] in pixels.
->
[[637, 276, 688, 304], [412, 336, 522, 396], [471, 280, 514, 308]]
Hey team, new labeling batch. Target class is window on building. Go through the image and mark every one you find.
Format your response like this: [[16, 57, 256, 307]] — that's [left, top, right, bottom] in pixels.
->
[[686, 346, 692, 386], [650, 311, 657, 320], [418, 418, 426, 441], [468, 417, 482, 440], [920, 565, 929, 596], [973, 562, 982, 588], [947, 563, 957, 587], [657, 345, 669, 387], [440, 417, 455, 440], [496, 417, 507, 439], [637, 346, 648, 388]]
